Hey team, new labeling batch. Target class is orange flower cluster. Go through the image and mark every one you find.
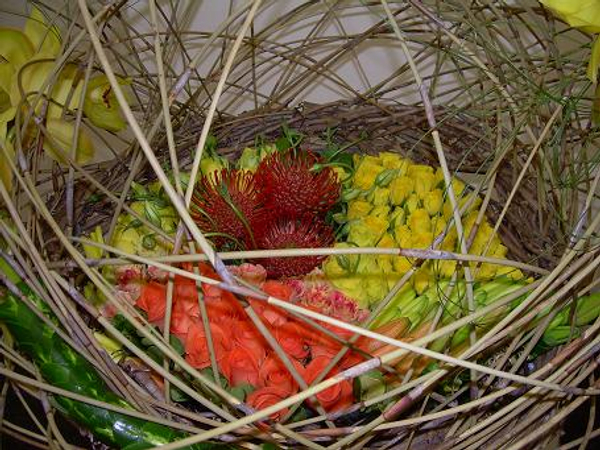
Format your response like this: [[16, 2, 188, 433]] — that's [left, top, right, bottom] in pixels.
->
[[135, 263, 367, 419]]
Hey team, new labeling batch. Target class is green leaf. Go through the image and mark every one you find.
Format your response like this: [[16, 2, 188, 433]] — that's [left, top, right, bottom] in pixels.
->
[[229, 383, 254, 401]]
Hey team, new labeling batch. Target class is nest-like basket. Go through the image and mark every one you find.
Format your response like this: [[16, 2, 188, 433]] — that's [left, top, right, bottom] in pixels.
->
[[1, 1, 600, 449]]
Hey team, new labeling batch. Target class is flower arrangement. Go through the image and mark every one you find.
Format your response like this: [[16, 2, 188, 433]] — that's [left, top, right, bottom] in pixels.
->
[[74, 137, 600, 431]]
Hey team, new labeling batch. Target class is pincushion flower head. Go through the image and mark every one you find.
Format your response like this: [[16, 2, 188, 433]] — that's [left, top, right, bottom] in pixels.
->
[[190, 168, 263, 250], [254, 216, 335, 278], [255, 149, 341, 218]]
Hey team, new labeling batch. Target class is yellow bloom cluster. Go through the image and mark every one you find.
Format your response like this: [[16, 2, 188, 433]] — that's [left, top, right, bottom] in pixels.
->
[[324, 152, 523, 308]]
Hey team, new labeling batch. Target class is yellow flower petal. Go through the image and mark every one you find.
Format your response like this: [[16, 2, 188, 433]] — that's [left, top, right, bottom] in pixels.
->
[[541, 0, 600, 33], [43, 118, 95, 165], [408, 208, 431, 232], [353, 156, 384, 190], [347, 199, 372, 220], [390, 176, 414, 205], [588, 35, 600, 82], [84, 75, 129, 132], [0, 28, 34, 69], [24, 7, 61, 57]]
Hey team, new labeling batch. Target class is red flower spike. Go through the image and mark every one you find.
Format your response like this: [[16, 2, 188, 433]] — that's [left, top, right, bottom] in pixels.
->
[[190, 169, 263, 250], [255, 149, 340, 218], [254, 217, 334, 278]]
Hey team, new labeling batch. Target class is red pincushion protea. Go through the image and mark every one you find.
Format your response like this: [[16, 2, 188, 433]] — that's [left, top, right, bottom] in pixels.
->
[[190, 169, 262, 250], [255, 149, 340, 218], [254, 217, 334, 278]]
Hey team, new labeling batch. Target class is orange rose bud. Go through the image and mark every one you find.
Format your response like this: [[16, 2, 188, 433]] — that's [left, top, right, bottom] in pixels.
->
[[220, 346, 263, 387], [274, 321, 310, 360], [246, 386, 290, 421], [258, 354, 301, 394], [136, 282, 167, 322], [302, 356, 354, 412], [185, 322, 229, 370]]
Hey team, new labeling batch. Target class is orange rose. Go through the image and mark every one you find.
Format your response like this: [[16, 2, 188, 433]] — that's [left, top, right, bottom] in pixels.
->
[[185, 322, 229, 369], [204, 292, 245, 322], [274, 321, 310, 360], [249, 299, 289, 328], [258, 354, 301, 394], [302, 356, 354, 412], [136, 282, 167, 322], [232, 320, 269, 360], [170, 299, 200, 340], [174, 274, 199, 302], [246, 386, 289, 421], [262, 280, 295, 301], [219, 346, 263, 387]]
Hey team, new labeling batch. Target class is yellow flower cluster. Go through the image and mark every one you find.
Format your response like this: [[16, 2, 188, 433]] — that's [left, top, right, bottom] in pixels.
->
[[324, 152, 523, 308]]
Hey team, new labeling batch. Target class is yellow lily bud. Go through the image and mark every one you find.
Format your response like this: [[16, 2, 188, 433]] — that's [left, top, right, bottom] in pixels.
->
[[353, 156, 384, 190], [82, 225, 104, 259], [389, 176, 414, 205], [347, 199, 372, 220]]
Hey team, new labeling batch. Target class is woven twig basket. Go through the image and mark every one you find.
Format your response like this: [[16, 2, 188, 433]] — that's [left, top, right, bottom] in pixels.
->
[[1, 1, 599, 449]]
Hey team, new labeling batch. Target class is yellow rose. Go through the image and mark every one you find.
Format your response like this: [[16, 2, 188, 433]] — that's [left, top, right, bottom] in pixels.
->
[[408, 208, 432, 232], [353, 156, 384, 190], [393, 256, 413, 273], [347, 200, 372, 220], [496, 265, 525, 281], [411, 230, 434, 249], [423, 188, 444, 216], [405, 193, 421, 214], [412, 268, 431, 294], [432, 260, 457, 278], [393, 224, 412, 248], [379, 152, 411, 173], [389, 176, 414, 205], [347, 215, 389, 247], [474, 262, 498, 280], [390, 207, 406, 227], [370, 187, 391, 206], [371, 204, 391, 219], [414, 172, 436, 198], [408, 164, 434, 177]]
